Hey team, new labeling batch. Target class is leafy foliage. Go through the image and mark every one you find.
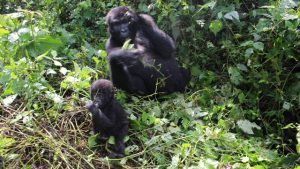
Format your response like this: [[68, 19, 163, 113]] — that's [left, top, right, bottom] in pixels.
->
[[0, 0, 299, 168]]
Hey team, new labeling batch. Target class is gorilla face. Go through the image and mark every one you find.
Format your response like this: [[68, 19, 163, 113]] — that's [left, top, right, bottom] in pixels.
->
[[91, 80, 114, 109], [106, 7, 138, 42], [110, 21, 130, 40]]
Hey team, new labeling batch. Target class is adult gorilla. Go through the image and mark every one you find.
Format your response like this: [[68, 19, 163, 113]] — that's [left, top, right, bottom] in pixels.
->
[[106, 6, 189, 95]]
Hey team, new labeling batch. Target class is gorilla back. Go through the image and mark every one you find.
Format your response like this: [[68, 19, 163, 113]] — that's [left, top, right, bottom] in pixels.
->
[[105, 6, 189, 95]]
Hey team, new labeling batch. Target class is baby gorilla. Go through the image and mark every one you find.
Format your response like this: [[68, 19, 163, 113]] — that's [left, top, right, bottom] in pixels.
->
[[86, 79, 128, 158]]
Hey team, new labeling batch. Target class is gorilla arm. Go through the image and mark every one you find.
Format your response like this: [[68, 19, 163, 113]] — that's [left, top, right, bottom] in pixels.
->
[[105, 38, 123, 55], [138, 14, 176, 58], [86, 102, 114, 127]]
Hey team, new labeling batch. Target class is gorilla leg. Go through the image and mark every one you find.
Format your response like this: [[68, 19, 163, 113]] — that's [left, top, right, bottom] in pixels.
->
[[108, 52, 149, 94], [109, 125, 128, 158]]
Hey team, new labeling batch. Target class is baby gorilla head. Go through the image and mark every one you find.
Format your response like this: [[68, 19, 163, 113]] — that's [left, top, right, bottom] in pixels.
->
[[106, 6, 138, 42], [90, 79, 114, 109]]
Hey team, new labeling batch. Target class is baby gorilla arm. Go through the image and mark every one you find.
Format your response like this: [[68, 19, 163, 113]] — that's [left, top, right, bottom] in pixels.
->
[[86, 102, 114, 128]]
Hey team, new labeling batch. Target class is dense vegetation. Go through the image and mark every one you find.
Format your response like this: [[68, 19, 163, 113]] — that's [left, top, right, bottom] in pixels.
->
[[0, 0, 299, 168]]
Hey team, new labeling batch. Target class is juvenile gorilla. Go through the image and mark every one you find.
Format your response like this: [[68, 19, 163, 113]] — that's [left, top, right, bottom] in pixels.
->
[[86, 79, 128, 158], [106, 6, 189, 95]]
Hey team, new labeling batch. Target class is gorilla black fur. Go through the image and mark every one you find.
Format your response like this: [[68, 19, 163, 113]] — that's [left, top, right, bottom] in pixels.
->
[[86, 79, 128, 158], [105, 6, 189, 95]]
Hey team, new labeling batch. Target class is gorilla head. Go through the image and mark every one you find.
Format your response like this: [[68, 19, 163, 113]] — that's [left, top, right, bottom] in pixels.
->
[[90, 79, 114, 109], [106, 6, 138, 42]]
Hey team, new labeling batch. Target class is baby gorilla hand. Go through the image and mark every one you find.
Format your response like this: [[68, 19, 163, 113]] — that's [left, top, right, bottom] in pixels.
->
[[85, 101, 98, 113]]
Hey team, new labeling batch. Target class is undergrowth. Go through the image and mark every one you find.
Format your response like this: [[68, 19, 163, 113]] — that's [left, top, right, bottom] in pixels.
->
[[0, 0, 299, 168]]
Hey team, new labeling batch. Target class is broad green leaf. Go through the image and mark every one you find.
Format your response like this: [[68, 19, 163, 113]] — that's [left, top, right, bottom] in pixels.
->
[[280, 0, 297, 9], [237, 64, 248, 72], [0, 135, 15, 148], [282, 14, 298, 20], [46, 91, 63, 104], [191, 66, 201, 77], [73, 61, 80, 73], [0, 28, 9, 36], [124, 136, 129, 143], [2, 94, 18, 106], [283, 102, 292, 110], [228, 67, 243, 85], [59, 67, 68, 75], [256, 19, 271, 32], [245, 48, 254, 57], [152, 106, 161, 116], [88, 134, 98, 148], [240, 40, 253, 47], [53, 60, 62, 66], [241, 156, 249, 163], [253, 42, 264, 51], [29, 35, 63, 55], [108, 136, 115, 144], [237, 120, 261, 134], [8, 32, 19, 43], [209, 20, 222, 35], [78, 0, 91, 9], [125, 145, 139, 154], [46, 68, 57, 75], [224, 11, 239, 21], [238, 92, 245, 103], [97, 50, 107, 58], [172, 25, 180, 41], [170, 154, 180, 168], [122, 39, 134, 49], [51, 50, 58, 57]]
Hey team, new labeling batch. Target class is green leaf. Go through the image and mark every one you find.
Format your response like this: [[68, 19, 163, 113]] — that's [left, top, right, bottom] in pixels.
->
[[253, 42, 264, 51], [35, 50, 50, 61], [245, 48, 253, 57], [0, 28, 9, 36], [122, 39, 133, 49], [36, 35, 63, 46], [238, 92, 245, 103], [240, 40, 253, 47], [280, 0, 297, 9], [283, 102, 292, 110], [46, 68, 57, 75], [241, 156, 249, 163], [224, 11, 239, 21], [152, 106, 161, 116], [46, 91, 63, 104], [228, 67, 243, 85], [29, 35, 63, 55], [59, 67, 68, 75], [191, 66, 201, 77], [2, 94, 18, 106], [108, 136, 115, 144], [0, 135, 16, 148], [237, 64, 248, 72], [51, 50, 58, 57], [237, 120, 261, 134], [53, 60, 62, 67], [88, 134, 98, 148], [97, 50, 107, 58], [73, 61, 80, 74], [282, 14, 298, 20], [256, 18, 271, 32], [209, 20, 222, 35]]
